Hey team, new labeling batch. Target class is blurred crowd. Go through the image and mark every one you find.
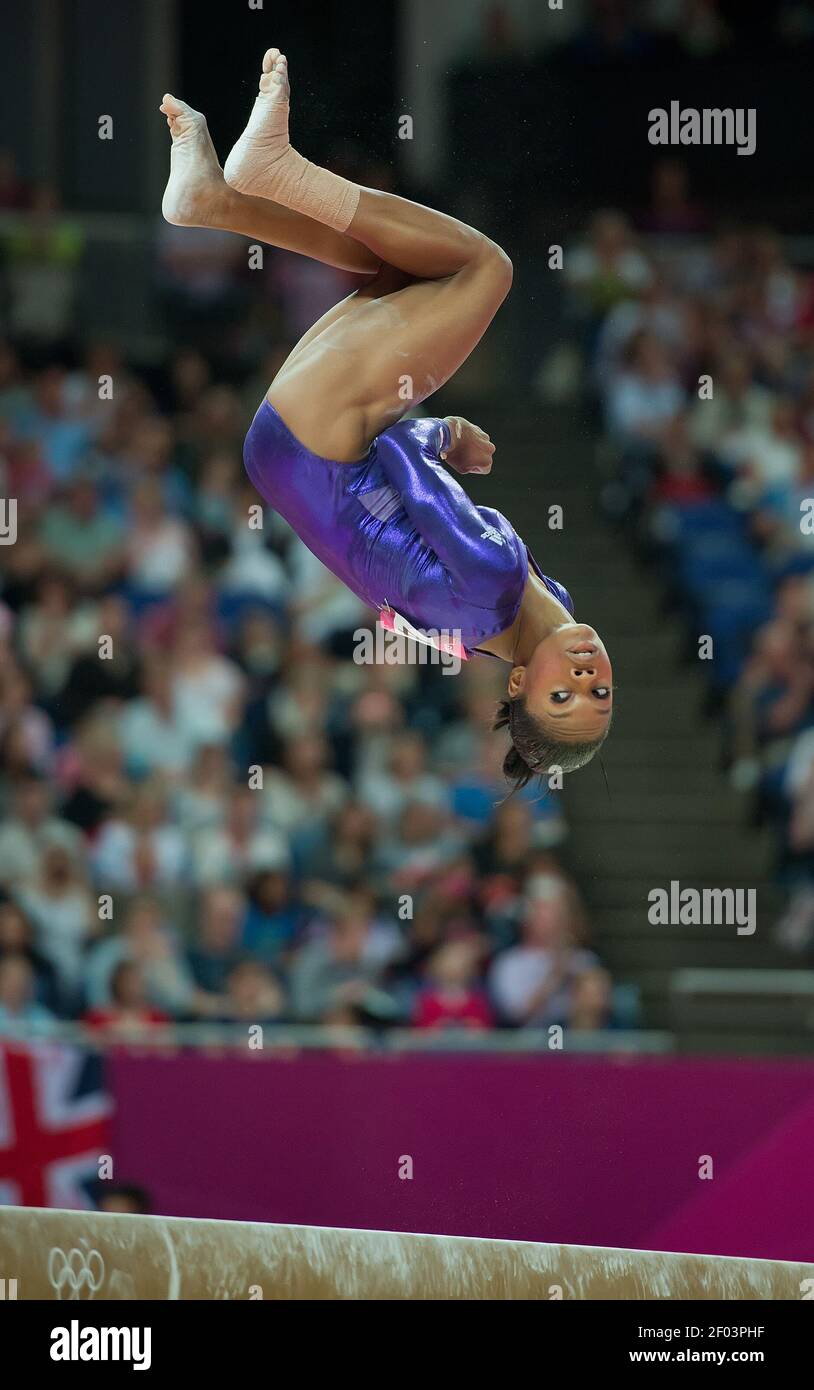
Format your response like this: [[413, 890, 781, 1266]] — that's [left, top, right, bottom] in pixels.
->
[[0, 181, 630, 1041], [469, 0, 813, 65], [556, 0, 814, 66], [565, 160, 814, 952]]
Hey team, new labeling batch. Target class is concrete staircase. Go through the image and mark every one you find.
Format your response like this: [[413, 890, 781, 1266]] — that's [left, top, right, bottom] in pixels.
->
[[450, 396, 803, 1053]]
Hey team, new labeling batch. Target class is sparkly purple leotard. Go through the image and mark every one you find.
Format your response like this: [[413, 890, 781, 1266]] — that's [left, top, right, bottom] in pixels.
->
[[243, 400, 573, 657]]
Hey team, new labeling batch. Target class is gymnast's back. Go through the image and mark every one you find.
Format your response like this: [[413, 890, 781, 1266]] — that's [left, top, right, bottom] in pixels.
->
[[244, 398, 572, 655]]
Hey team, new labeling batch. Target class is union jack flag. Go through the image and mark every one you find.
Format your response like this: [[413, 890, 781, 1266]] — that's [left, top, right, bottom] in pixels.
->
[[0, 1043, 112, 1208]]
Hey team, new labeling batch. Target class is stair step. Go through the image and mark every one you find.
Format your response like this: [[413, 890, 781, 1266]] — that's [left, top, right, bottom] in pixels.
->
[[585, 738, 721, 767], [566, 792, 745, 824], [579, 878, 782, 911], [597, 938, 788, 971], [570, 765, 724, 796], [572, 838, 772, 878], [591, 905, 779, 939], [672, 999, 814, 1032], [575, 854, 773, 881]]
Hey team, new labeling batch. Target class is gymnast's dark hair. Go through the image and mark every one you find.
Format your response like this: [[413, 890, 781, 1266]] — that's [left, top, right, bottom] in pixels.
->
[[493, 696, 611, 794]]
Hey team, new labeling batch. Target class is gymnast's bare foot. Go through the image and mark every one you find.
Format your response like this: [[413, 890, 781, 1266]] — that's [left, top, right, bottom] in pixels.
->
[[160, 94, 226, 227], [223, 48, 291, 196]]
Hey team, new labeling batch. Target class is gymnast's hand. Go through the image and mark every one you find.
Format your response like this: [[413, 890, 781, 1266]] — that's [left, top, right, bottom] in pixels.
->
[[440, 416, 495, 475]]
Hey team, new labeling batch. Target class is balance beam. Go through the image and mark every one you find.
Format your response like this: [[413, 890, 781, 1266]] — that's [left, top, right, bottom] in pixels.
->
[[0, 1206, 811, 1300]]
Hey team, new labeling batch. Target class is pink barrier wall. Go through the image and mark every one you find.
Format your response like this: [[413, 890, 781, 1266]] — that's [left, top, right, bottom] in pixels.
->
[[110, 1052, 814, 1260]]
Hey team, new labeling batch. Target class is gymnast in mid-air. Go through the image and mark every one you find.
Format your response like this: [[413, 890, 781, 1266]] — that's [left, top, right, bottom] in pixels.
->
[[159, 49, 613, 789]]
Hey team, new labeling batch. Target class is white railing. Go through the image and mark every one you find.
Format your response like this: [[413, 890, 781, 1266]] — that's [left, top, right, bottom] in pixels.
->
[[0, 1021, 674, 1054]]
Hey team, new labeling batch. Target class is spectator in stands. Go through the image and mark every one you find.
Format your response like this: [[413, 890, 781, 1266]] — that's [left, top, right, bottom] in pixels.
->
[[187, 886, 245, 993], [0, 712, 46, 783], [188, 385, 246, 460], [5, 186, 83, 341], [0, 772, 84, 890], [118, 657, 194, 782], [264, 649, 333, 744], [474, 798, 536, 889], [650, 415, 713, 505], [189, 784, 289, 887], [85, 895, 209, 1018], [688, 351, 775, 454], [728, 618, 814, 778], [221, 959, 287, 1024], [412, 938, 494, 1030], [65, 342, 132, 430], [241, 869, 301, 965], [58, 713, 131, 835], [175, 743, 233, 834], [16, 844, 96, 1000], [39, 480, 124, 592], [567, 210, 653, 325], [124, 478, 196, 598], [605, 330, 685, 448], [287, 539, 368, 647], [300, 800, 379, 895], [263, 733, 347, 835], [83, 960, 171, 1035], [570, 966, 614, 1030], [96, 1184, 151, 1215], [91, 780, 187, 891], [169, 346, 212, 416], [719, 395, 802, 494], [170, 618, 245, 749], [357, 730, 448, 826], [638, 158, 709, 236], [291, 888, 401, 1024], [0, 663, 54, 774], [489, 879, 608, 1029], [230, 609, 285, 686], [18, 571, 96, 703], [23, 365, 93, 482], [58, 595, 141, 726], [0, 952, 56, 1035], [787, 768, 814, 857], [752, 441, 814, 564], [593, 272, 687, 395], [377, 801, 464, 892], [0, 898, 61, 1013], [435, 666, 505, 772]]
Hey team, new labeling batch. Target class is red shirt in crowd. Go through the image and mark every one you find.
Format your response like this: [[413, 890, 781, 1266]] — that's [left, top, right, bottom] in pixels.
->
[[412, 988, 494, 1030]]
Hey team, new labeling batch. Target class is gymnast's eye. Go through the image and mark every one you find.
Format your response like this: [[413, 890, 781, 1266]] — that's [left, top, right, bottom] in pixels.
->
[[592, 686, 611, 699], [550, 691, 571, 704]]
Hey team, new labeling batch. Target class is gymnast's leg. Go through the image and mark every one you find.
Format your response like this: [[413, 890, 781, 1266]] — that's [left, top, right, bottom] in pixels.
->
[[160, 51, 512, 460]]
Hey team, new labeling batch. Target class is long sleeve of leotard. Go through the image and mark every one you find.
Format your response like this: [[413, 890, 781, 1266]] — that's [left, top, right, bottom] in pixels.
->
[[373, 417, 521, 593]]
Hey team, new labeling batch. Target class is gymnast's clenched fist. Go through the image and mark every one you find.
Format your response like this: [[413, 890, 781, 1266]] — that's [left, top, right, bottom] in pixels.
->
[[440, 416, 496, 475]]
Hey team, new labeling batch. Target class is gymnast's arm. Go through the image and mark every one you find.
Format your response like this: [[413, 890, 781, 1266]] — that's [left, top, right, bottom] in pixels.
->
[[374, 417, 513, 591]]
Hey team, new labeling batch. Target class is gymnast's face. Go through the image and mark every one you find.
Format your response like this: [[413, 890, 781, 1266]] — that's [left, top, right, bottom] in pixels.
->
[[510, 624, 613, 740]]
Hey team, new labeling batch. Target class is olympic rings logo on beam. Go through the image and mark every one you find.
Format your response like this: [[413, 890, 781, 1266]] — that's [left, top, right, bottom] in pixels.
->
[[47, 1243, 106, 1299]]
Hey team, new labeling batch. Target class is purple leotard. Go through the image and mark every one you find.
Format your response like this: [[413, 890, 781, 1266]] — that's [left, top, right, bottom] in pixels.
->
[[243, 400, 573, 656]]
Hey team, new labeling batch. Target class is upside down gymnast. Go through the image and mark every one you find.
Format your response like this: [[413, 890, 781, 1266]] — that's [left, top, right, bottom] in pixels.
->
[[159, 49, 613, 789]]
